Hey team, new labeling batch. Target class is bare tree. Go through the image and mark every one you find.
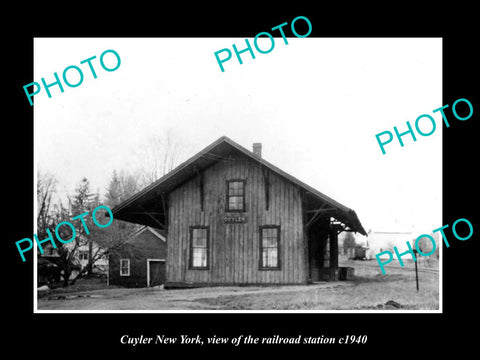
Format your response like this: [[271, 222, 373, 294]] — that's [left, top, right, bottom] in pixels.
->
[[40, 178, 100, 286], [37, 170, 57, 239], [50, 201, 82, 286], [37, 170, 62, 284], [134, 130, 182, 186], [92, 170, 145, 272], [37, 166, 157, 287], [414, 233, 439, 268]]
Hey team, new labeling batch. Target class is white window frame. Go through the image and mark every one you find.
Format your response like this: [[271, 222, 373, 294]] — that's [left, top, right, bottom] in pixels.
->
[[120, 259, 130, 276], [79, 250, 89, 261]]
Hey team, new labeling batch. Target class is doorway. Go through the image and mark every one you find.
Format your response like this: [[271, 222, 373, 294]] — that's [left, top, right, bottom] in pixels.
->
[[147, 259, 165, 287]]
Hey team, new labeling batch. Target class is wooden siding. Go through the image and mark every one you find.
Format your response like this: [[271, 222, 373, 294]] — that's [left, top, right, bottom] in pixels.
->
[[166, 153, 307, 286], [109, 229, 166, 288]]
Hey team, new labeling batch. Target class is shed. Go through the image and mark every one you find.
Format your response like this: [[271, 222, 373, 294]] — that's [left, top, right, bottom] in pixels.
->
[[108, 226, 166, 287]]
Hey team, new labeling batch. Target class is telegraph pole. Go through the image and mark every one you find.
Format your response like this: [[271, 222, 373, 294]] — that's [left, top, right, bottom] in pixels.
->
[[413, 249, 419, 291]]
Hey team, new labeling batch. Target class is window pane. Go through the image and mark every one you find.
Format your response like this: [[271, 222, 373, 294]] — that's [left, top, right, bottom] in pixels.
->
[[193, 229, 207, 247], [261, 228, 269, 238], [262, 250, 268, 267], [228, 182, 235, 195], [268, 248, 278, 267], [229, 196, 244, 210], [261, 227, 279, 268], [237, 182, 244, 195], [228, 182, 244, 196], [195, 237, 207, 247], [262, 248, 278, 268], [193, 248, 207, 267], [236, 182, 244, 195], [262, 228, 274, 239], [262, 228, 278, 247], [229, 196, 243, 210], [120, 259, 129, 275], [263, 236, 276, 248], [227, 181, 245, 211], [191, 228, 208, 268]]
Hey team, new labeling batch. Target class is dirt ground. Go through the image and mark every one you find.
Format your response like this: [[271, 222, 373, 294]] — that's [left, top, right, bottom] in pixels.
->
[[37, 258, 439, 311]]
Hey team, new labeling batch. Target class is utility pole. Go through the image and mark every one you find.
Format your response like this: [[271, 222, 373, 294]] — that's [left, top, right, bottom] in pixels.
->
[[413, 249, 419, 291]]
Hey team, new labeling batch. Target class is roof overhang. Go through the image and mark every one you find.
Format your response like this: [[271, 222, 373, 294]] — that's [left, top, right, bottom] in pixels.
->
[[111, 136, 367, 236]]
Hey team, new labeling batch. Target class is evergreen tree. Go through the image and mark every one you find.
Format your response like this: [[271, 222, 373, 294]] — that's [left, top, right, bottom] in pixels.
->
[[69, 178, 99, 275], [343, 232, 356, 255], [94, 170, 144, 272], [105, 170, 122, 208], [70, 178, 96, 216]]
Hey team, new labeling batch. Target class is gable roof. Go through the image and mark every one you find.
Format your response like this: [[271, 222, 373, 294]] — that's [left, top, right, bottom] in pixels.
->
[[111, 136, 367, 235], [131, 226, 166, 242]]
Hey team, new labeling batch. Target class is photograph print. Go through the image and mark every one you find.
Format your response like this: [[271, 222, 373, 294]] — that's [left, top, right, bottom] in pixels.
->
[[33, 37, 442, 312]]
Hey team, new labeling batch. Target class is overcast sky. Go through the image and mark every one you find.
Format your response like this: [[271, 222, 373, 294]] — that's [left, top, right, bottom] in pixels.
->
[[34, 37, 442, 235]]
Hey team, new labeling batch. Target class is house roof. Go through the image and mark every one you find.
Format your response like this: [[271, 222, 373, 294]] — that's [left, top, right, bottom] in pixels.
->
[[111, 136, 367, 235], [131, 226, 166, 242]]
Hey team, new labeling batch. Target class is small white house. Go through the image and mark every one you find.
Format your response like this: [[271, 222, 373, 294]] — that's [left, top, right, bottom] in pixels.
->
[[77, 241, 109, 274], [38, 236, 108, 281], [365, 231, 413, 260]]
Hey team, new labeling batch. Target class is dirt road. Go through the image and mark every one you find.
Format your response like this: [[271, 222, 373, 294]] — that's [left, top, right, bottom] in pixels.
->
[[37, 281, 354, 311], [37, 259, 439, 311]]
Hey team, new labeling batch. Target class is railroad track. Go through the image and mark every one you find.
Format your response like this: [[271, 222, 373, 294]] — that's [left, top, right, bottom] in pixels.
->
[[346, 261, 440, 275]]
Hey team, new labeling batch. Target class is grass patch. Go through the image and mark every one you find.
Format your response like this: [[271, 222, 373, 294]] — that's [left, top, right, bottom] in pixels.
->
[[196, 260, 439, 310], [197, 274, 438, 310], [37, 276, 117, 299], [38, 259, 439, 311]]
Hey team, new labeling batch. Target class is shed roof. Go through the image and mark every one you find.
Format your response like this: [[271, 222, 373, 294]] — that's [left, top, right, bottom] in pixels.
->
[[111, 136, 367, 235], [131, 226, 166, 242]]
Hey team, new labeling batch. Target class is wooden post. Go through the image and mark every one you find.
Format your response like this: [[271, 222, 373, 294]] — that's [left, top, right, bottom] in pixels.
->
[[329, 228, 338, 280], [413, 249, 419, 291], [106, 257, 109, 286], [301, 189, 311, 283], [330, 231, 338, 268]]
